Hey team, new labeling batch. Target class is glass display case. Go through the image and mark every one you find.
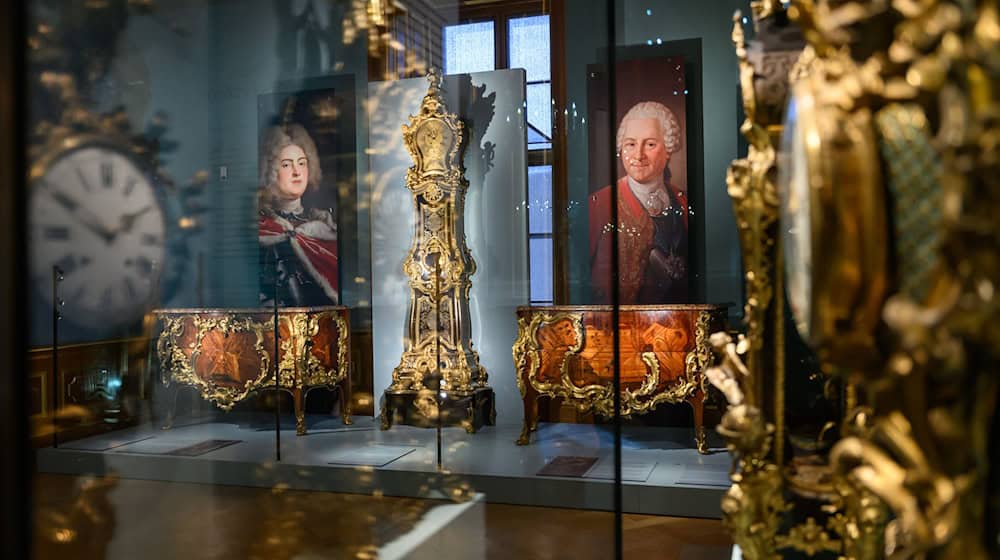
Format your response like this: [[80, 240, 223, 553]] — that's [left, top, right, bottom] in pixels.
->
[[6, 1, 997, 559], [7, 1, 759, 558]]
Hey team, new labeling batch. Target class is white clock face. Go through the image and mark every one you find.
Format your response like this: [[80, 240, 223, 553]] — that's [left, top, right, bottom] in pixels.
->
[[30, 145, 166, 329]]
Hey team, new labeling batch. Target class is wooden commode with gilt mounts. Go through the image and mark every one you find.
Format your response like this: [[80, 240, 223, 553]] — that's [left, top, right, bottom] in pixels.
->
[[513, 304, 725, 452], [153, 306, 351, 435]]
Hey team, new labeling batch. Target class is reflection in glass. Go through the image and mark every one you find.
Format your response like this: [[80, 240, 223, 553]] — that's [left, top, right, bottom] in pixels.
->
[[527, 165, 553, 233], [778, 94, 813, 341]]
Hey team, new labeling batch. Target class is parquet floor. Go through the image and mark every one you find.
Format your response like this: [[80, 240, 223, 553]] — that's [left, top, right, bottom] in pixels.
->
[[33, 474, 732, 559], [485, 503, 731, 559]]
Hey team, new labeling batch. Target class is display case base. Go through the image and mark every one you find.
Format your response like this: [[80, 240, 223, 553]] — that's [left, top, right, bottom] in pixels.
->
[[380, 388, 496, 433]]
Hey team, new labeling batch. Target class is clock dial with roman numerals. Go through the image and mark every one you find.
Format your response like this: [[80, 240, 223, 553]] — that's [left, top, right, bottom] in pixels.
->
[[30, 143, 166, 329]]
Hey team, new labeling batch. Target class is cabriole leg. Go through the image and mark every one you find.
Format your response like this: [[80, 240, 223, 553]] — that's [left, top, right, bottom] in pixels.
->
[[339, 376, 353, 426], [517, 386, 539, 445], [161, 384, 180, 430], [688, 389, 708, 454], [293, 387, 306, 436]]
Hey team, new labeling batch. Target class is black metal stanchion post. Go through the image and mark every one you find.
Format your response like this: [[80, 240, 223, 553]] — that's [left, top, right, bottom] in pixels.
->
[[196, 251, 204, 308], [273, 273, 281, 462], [605, 6, 623, 556], [51, 265, 63, 448], [434, 255, 443, 471]]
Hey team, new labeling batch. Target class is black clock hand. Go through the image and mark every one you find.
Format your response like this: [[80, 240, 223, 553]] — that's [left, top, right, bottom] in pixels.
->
[[49, 190, 115, 243], [115, 205, 153, 235], [75, 166, 97, 193], [49, 189, 78, 212]]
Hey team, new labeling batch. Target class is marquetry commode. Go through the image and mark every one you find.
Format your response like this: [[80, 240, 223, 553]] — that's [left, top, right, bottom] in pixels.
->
[[512, 304, 726, 453], [153, 306, 351, 435]]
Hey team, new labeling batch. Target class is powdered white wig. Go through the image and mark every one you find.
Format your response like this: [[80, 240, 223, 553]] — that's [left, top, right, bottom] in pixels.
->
[[615, 101, 682, 155], [259, 123, 323, 192]]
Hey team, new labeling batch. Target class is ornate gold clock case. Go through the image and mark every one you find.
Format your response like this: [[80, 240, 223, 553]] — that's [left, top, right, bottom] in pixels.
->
[[709, 1, 999, 559], [706, 4, 896, 557], [381, 71, 496, 433]]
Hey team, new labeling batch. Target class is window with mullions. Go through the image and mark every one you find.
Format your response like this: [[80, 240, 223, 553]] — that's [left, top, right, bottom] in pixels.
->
[[508, 15, 551, 150], [443, 21, 496, 75], [443, 13, 553, 305]]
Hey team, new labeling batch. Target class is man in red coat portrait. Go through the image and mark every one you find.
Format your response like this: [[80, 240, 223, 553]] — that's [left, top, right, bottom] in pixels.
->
[[590, 101, 689, 304]]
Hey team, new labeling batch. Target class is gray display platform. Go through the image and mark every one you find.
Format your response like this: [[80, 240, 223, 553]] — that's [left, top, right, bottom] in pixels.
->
[[36, 417, 731, 518]]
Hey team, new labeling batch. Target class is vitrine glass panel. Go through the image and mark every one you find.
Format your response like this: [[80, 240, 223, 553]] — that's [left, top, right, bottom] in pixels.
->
[[15, 1, 744, 559]]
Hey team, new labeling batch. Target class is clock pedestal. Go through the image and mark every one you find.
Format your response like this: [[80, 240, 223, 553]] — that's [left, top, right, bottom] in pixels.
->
[[154, 306, 352, 435], [380, 387, 495, 433]]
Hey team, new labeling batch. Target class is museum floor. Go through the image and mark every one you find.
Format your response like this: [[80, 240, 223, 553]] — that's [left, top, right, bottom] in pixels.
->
[[36, 414, 732, 518], [33, 473, 734, 559]]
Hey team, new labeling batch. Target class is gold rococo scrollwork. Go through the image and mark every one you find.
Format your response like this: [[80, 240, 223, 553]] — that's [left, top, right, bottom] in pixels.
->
[[708, 7, 831, 559], [710, 1, 998, 559], [775, 517, 842, 556], [387, 70, 489, 403], [729, 10, 781, 345], [788, 1, 999, 558], [156, 314, 272, 411], [155, 309, 350, 412], [276, 311, 350, 389], [512, 311, 711, 419], [707, 331, 786, 559]]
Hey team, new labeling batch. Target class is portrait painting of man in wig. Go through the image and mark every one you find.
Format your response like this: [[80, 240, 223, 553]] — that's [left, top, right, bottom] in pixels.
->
[[589, 99, 689, 304], [258, 123, 340, 306]]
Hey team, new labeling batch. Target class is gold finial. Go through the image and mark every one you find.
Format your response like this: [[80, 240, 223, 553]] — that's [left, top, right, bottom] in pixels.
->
[[732, 11, 747, 57], [426, 68, 442, 95], [750, 0, 782, 22], [403, 67, 463, 179], [415, 68, 448, 120]]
